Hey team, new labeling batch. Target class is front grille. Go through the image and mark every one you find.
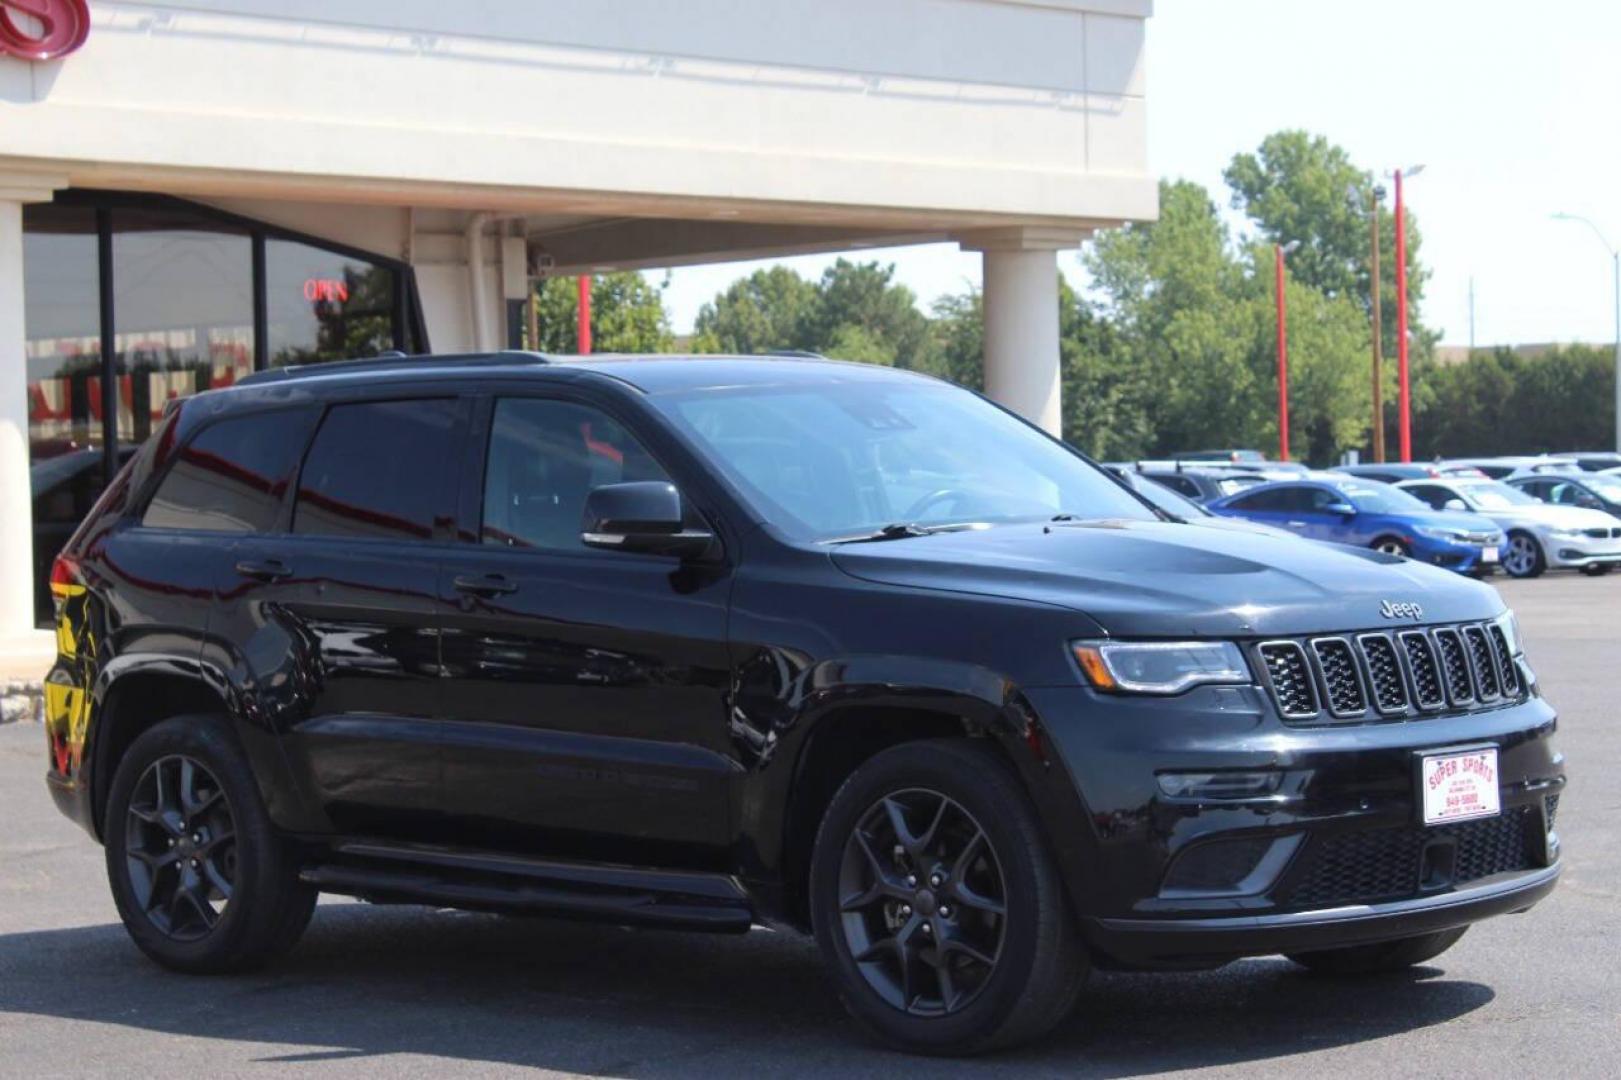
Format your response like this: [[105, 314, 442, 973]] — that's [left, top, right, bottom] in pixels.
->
[[1545, 794, 1560, 828], [1259, 642, 1317, 718], [1464, 626, 1501, 700], [1400, 631, 1446, 709], [1489, 625, 1520, 697], [1434, 628, 1475, 705], [1311, 639, 1366, 715], [1284, 808, 1536, 909], [1259, 621, 1524, 724], [1360, 635, 1408, 712], [1583, 527, 1610, 539]]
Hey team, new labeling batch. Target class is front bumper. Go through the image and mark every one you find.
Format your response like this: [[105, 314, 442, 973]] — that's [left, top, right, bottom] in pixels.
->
[[1410, 535, 1499, 575], [1544, 537, 1621, 569], [1023, 683, 1563, 968], [1094, 863, 1559, 966]]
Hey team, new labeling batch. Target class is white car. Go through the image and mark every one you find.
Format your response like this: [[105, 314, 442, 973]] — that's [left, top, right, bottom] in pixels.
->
[[1440, 456, 1582, 481], [1397, 476, 1621, 578]]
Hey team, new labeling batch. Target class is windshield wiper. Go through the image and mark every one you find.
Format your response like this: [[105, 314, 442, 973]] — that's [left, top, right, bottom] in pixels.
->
[[827, 522, 980, 544]]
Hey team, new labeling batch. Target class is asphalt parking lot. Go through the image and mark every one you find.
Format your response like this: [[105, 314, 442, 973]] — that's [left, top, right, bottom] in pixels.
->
[[1, 575, 1617, 1078]]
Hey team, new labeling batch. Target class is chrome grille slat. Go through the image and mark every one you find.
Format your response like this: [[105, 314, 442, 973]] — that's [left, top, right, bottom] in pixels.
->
[[1489, 624, 1520, 697], [1258, 641, 1317, 718], [1399, 631, 1445, 710], [1310, 638, 1367, 717], [1358, 634, 1408, 713], [1433, 628, 1476, 706], [1259, 621, 1524, 723], [1463, 625, 1501, 701]]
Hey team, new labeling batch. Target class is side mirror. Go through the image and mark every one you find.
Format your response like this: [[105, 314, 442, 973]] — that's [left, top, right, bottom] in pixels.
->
[[581, 482, 715, 559], [1326, 502, 1356, 517], [1443, 498, 1468, 512]]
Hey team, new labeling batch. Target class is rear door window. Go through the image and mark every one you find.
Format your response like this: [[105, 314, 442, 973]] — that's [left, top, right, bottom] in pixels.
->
[[294, 399, 460, 541], [143, 408, 316, 532]]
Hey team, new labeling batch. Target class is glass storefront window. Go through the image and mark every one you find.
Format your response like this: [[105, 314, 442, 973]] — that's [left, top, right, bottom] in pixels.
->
[[266, 238, 398, 366], [18, 190, 422, 626], [112, 209, 254, 447], [22, 205, 101, 461]]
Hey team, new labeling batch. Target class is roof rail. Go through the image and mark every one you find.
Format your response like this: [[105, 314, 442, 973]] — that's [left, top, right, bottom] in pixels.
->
[[235, 350, 551, 387]]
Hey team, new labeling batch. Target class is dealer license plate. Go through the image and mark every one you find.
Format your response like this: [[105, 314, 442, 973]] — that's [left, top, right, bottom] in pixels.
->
[[1421, 749, 1500, 825], [1482, 546, 1499, 563]]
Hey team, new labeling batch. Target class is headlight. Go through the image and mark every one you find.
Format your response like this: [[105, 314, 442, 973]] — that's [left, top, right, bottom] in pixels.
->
[[1414, 525, 1466, 541], [1072, 640, 1251, 695], [1548, 527, 1585, 540]]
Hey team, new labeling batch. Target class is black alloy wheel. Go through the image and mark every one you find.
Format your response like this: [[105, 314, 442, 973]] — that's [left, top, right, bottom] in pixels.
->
[[810, 740, 1086, 1055], [837, 789, 1007, 1016], [123, 754, 237, 941], [105, 714, 316, 973]]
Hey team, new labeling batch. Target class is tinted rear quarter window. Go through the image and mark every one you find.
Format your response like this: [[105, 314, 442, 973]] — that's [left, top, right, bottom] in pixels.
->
[[294, 399, 459, 541], [143, 408, 316, 532]]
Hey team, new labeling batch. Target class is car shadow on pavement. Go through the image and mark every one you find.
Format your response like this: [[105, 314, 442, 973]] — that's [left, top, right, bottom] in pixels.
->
[[0, 901, 1495, 1076]]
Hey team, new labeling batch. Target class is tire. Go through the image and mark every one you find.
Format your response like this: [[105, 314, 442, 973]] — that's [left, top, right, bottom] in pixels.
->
[[1372, 536, 1410, 558], [809, 739, 1086, 1056], [1581, 563, 1613, 577], [1286, 926, 1468, 976], [103, 714, 317, 974], [1502, 531, 1546, 579]]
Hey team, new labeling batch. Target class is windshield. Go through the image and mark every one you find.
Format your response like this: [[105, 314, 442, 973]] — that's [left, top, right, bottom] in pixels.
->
[[1586, 476, 1621, 502], [1129, 474, 1211, 518], [1455, 481, 1537, 510], [651, 378, 1155, 540], [1337, 483, 1429, 513]]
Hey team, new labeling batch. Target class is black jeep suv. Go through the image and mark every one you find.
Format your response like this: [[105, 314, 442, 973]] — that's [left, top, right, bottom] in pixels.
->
[[44, 353, 1563, 1055]]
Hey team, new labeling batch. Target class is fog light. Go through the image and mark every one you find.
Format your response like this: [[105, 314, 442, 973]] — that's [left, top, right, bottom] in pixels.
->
[[1159, 834, 1302, 898], [1156, 771, 1282, 800]]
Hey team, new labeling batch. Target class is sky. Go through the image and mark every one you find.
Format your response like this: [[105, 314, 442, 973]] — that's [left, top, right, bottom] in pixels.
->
[[658, 0, 1621, 348]]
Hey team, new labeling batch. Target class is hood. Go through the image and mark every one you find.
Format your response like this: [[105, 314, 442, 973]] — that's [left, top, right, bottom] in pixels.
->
[[1477, 503, 1619, 530], [1389, 509, 1499, 535], [830, 519, 1502, 638]]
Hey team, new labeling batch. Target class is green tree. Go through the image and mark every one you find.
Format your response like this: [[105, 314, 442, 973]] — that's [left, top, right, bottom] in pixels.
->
[[1224, 130, 1437, 369], [691, 266, 818, 353], [808, 259, 931, 369], [1413, 345, 1615, 458], [531, 271, 674, 353]]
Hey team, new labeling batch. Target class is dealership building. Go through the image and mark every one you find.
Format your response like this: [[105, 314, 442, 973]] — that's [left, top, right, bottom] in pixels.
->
[[0, 0, 1155, 668]]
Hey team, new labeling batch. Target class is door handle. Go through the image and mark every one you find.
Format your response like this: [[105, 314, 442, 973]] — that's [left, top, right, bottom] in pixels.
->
[[235, 558, 291, 582], [452, 573, 519, 597]]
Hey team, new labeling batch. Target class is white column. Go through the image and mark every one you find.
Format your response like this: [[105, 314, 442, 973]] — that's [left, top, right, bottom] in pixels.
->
[[0, 198, 36, 639], [0, 173, 66, 642], [958, 228, 1088, 437]]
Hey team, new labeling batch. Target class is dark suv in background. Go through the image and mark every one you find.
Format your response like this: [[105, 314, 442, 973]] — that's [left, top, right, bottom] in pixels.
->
[[44, 353, 1564, 1055]]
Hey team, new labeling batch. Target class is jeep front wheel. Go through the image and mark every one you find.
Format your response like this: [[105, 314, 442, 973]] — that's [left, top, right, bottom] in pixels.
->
[[809, 739, 1086, 1055]]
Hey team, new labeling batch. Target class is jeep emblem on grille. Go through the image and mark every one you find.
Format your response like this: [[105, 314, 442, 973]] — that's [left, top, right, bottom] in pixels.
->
[[1379, 600, 1423, 620]]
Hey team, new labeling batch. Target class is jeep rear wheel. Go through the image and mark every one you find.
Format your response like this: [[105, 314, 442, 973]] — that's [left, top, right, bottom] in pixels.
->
[[104, 714, 316, 973], [809, 740, 1085, 1055]]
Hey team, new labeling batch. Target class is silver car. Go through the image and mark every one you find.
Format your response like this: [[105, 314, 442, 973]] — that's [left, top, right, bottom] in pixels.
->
[[1397, 476, 1621, 578]]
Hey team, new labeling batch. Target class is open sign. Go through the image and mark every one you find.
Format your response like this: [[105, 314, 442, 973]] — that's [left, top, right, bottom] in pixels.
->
[[303, 278, 350, 304]]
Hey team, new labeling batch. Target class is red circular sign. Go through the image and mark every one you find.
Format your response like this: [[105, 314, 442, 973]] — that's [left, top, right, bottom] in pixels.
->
[[0, 0, 90, 62]]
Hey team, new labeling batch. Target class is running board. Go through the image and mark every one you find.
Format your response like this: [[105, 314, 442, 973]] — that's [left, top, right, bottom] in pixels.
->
[[300, 840, 754, 932]]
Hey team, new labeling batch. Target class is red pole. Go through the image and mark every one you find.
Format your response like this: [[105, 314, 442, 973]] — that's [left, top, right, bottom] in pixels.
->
[[1275, 244, 1290, 461], [1394, 170, 1411, 462], [577, 275, 593, 355]]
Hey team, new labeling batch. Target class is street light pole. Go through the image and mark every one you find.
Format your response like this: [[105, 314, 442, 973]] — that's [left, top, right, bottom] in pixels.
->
[[1552, 212, 1621, 452], [1393, 167, 1424, 462], [1275, 240, 1301, 461]]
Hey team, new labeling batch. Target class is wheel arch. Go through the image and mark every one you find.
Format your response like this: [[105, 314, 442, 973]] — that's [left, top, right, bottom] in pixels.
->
[[89, 661, 233, 840]]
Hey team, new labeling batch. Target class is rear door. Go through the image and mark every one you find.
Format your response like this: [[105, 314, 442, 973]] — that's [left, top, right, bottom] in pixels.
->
[[435, 392, 736, 868], [207, 395, 468, 839]]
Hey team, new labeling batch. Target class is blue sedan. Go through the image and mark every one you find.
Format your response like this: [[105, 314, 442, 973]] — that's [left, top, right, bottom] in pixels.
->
[[1207, 478, 1505, 575]]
